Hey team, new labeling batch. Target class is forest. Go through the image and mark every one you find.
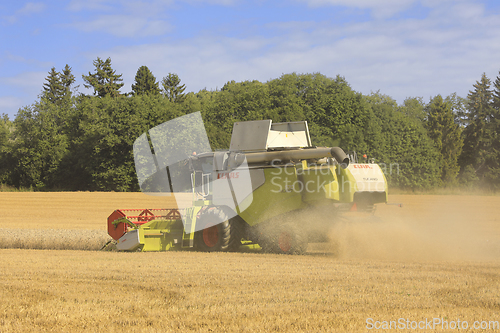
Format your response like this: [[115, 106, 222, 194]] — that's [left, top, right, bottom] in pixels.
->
[[0, 57, 499, 191]]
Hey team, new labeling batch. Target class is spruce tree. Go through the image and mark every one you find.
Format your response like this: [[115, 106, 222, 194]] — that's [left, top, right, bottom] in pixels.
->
[[161, 73, 186, 103], [485, 71, 500, 188], [82, 57, 124, 97], [60, 64, 76, 96], [493, 70, 500, 110], [42, 67, 64, 103], [460, 73, 494, 182], [131, 66, 160, 95], [425, 95, 463, 185], [42, 65, 75, 104]]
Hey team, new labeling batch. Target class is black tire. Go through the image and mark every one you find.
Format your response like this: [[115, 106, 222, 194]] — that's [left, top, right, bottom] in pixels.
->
[[195, 207, 242, 252], [259, 239, 278, 254], [273, 223, 308, 255]]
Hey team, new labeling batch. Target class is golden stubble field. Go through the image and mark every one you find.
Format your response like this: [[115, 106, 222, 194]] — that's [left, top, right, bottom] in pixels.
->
[[1, 192, 500, 332]]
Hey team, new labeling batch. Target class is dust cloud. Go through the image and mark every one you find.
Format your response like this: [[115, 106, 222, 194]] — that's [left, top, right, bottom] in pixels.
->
[[311, 195, 500, 262]]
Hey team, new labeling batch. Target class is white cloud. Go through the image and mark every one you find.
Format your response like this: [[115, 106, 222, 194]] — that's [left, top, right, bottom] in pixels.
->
[[18, 2, 46, 15], [0, 96, 24, 118], [72, 15, 171, 37], [65, 0, 241, 38], [96, 0, 500, 104], [67, 0, 174, 37], [3, 0, 500, 120], [2, 2, 46, 24], [3, 52, 52, 68], [0, 71, 47, 116], [1, 71, 46, 95], [0, 71, 50, 117], [67, 0, 122, 12], [182, 0, 237, 4], [299, 0, 416, 18], [66, 0, 233, 12]]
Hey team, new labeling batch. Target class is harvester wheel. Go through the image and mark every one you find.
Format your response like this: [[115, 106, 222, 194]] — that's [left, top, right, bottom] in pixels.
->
[[195, 207, 242, 252], [274, 223, 308, 255]]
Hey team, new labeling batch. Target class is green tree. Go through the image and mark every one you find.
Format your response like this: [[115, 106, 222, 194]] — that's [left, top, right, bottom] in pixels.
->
[[459, 73, 494, 181], [493, 70, 500, 110], [202, 80, 272, 149], [365, 93, 440, 189], [0, 115, 14, 185], [161, 73, 186, 103], [60, 64, 76, 96], [131, 66, 160, 95], [0, 115, 9, 154], [42, 65, 75, 104], [69, 94, 185, 191], [291, 73, 373, 152], [42, 67, 65, 103], [425, 95, 463, 185], [484, 71, 500, 188], [400, 97, 426, 123], [82, 57, 124, 98], [12, 102, 69, 189], [445, 93, 468, 127]]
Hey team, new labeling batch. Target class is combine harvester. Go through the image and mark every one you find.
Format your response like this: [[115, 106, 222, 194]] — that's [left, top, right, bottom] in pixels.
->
[[106, 112, 388, 254]]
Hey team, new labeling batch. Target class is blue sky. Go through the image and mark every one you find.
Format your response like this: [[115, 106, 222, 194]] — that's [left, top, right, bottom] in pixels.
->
[[1, 0, 500, 119]]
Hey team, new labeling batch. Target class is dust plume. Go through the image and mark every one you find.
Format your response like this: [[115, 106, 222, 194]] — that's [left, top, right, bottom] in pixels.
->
[[313, 195, 500, 262]]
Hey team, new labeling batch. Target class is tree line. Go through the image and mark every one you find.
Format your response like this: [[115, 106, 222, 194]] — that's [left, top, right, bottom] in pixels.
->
[[0, 57, 499, 191]]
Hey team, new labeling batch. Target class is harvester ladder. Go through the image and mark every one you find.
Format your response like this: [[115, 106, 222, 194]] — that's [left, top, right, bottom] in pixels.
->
[[181, 208, 196, 248]]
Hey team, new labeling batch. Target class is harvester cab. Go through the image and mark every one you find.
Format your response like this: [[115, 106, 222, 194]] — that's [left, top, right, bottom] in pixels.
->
[[107, 112, 388, 254]]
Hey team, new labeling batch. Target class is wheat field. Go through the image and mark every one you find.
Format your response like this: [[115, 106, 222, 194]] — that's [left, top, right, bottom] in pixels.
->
[[0, 192, 499, 332]]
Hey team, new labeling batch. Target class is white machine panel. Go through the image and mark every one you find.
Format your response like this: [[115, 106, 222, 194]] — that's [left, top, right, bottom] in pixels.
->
[[348, 163, 386, 192], [116, 229, 141, 251]]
